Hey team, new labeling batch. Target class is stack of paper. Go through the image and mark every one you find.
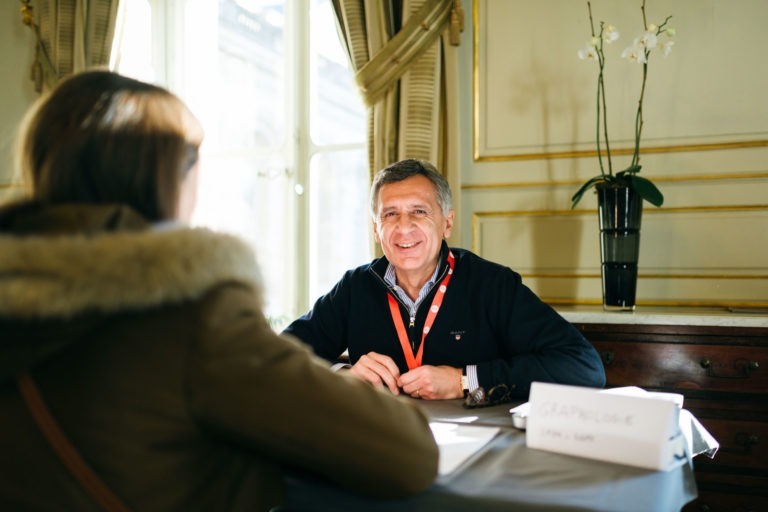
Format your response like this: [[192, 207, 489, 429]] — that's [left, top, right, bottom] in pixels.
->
[[429, 421, 500, 475]]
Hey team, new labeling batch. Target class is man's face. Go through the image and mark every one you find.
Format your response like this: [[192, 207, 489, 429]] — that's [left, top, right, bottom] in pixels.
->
[[373, 175, 454, 280]]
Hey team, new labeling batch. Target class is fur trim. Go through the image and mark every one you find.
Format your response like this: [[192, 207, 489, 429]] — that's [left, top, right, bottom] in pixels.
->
[[0, 227, 263, 318]]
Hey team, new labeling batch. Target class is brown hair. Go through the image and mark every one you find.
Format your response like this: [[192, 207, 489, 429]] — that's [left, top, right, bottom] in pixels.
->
[[15, 70, 202, 221]]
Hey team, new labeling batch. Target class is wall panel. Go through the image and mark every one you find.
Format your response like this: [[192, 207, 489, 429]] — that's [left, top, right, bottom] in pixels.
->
[[459, 0, 768, 308], [473, 205, 768, 307]]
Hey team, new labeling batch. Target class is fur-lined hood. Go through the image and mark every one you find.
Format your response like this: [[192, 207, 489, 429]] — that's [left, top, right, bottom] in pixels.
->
[[0, 205, 262, 320], [0, 202, 264, 379], [0, 227, 262, 320]]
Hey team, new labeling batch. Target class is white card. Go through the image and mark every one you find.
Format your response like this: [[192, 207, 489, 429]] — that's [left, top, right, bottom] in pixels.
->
[[525, 382, 686, 471]]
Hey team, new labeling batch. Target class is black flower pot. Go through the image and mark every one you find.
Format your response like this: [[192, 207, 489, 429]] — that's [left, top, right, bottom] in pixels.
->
[[597, 184, 643, 311]]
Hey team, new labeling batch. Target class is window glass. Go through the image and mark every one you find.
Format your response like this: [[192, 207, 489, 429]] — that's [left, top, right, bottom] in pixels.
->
[[309, 1, 366, 145], [309, 150, 370, 301], [214, 0, 286, 153], [112, 0, 369, 329]]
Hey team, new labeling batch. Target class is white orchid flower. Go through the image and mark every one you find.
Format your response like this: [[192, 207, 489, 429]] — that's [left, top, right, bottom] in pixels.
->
[[659, 39, 675, 57], [578, 43, 599, 61], [603, 24, 620, 43], [621, 43, 647, 63], [638, 32, 658, 49]]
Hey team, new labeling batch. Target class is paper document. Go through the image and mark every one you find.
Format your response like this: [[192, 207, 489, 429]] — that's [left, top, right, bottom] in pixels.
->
[[429, 422, 500, 475], [600, 386, 684, 408]]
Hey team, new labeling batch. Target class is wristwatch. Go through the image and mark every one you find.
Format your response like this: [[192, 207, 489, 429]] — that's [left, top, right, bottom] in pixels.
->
[[461, 367, 470, 397]]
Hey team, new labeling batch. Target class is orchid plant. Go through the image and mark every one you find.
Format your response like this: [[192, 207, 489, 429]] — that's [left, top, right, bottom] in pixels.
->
[[571, 0, 675, 208]]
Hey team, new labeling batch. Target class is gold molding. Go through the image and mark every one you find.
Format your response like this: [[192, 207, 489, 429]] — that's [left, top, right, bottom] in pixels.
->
[[471, 0, 768, 163], [471, 204, 768, 284], [461, 171, 768, 191], [473, 204, 768, 227], [472, 0, 481, 163], [543, 298, 768, 308], [473, 140, 768, 163], [523, 272, 768, 280]]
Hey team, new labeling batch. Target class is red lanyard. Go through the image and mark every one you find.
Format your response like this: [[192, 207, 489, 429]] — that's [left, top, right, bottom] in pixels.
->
[[387, 251, 455, 370]]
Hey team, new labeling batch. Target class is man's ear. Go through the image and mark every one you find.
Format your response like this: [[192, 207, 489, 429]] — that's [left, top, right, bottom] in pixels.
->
[[372, 219, 381, 243], [443, 210, 455, 239]]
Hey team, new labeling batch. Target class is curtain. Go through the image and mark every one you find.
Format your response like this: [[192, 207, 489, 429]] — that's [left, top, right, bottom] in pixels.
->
[[20, 0, 120, 93], [331, 0, 464, 245]]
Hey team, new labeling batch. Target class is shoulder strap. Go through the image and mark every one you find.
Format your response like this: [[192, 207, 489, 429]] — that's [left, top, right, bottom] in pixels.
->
[[17, 371, 132, 512]]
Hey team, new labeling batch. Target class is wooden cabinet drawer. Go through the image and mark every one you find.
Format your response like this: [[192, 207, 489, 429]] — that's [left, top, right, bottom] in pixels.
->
[[572, 320, 768, 511], [590, 340, 766, 394], [684, 491, 767, 512], [692, 417, 767, 471], [683, 472, 768, 512]]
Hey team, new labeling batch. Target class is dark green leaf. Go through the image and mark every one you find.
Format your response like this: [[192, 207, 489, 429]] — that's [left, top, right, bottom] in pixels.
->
[[630, 175, 664, 207], [571, 176, 606, 208]]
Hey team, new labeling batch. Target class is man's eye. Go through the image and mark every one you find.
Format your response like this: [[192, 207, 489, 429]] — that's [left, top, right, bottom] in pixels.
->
[[413, 209, 428, 216], [382, 212, 397, 220]]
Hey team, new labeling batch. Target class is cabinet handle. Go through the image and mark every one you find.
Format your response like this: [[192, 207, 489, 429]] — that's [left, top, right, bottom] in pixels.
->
[[731, 432, 760, 455], [600, 351, 614, 365], [735, 432, 759, 446], [700, 358, 759, 379]]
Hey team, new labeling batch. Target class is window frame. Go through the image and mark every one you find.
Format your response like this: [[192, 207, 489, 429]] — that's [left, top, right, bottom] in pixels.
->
[[113, 0, 368, 322]]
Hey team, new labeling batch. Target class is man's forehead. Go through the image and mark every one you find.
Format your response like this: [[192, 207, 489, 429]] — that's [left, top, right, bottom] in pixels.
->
[[378, 192, 437, 209], [379, 178, 437, 198], [379, 200, 432, 211]]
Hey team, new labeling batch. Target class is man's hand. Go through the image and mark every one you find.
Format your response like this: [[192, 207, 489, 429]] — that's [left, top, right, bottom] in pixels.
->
[[349, 352, 402, 394], [398, 365, 463, 400]]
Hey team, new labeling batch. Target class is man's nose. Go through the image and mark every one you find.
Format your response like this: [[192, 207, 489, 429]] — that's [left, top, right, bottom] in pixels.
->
[[397, 213, 415, 230]]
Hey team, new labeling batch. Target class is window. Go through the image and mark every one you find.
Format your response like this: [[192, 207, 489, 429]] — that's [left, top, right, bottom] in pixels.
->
[[112, 0, 370, 328]]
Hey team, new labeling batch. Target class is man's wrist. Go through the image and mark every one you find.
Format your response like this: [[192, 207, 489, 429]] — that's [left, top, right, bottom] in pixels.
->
[[460, 367, 469, 397], [465, 364, 479, 393]]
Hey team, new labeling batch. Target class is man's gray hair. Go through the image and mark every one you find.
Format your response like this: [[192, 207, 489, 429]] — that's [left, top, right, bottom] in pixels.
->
[[369, 159, 453, 219]]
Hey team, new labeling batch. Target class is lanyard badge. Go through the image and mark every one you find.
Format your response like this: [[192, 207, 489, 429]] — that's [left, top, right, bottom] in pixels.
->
[[387, 251, 455, 370]]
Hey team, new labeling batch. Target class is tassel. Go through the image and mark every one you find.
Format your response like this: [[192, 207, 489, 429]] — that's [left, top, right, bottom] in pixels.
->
[[20, 0, 34, 27], [20, 0, 44, 92], [449, 0, 465, 46], [455, 0, 465, 31]]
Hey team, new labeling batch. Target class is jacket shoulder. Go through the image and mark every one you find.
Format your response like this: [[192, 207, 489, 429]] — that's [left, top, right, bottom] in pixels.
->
[[0, 226, 263, 318]]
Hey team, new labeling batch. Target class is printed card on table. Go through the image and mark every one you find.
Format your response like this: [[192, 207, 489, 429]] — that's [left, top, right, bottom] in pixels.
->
[[525, 382, 687, 471]]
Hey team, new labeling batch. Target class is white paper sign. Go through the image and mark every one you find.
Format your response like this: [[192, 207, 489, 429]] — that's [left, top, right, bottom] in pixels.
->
[[525, 382, 686, 471]]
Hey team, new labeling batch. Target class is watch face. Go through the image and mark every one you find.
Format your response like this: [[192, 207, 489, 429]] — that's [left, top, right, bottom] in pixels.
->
[[461, 375, 469, 391]]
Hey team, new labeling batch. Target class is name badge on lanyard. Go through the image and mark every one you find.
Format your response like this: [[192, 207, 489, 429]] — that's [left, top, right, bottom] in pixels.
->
[[387, 251, 455, 370]]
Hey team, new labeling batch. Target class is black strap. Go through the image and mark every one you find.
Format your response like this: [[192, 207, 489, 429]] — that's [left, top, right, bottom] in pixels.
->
[[17, 371, 132, 512]]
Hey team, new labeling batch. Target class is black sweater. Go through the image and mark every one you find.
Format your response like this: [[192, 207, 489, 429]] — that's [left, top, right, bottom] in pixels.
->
[[284, 243, 606, 398]]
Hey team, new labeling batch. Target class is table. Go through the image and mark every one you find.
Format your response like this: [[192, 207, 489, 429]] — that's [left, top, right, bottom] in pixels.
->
[[283, 398, 698, 512]]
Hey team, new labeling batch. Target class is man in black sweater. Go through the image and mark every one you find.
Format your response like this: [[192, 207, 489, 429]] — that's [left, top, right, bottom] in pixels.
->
[[284, 159, 605, 402]]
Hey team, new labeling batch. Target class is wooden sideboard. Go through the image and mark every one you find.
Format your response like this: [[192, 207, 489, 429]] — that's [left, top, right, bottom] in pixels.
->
[[559, 307, 767, 512]]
